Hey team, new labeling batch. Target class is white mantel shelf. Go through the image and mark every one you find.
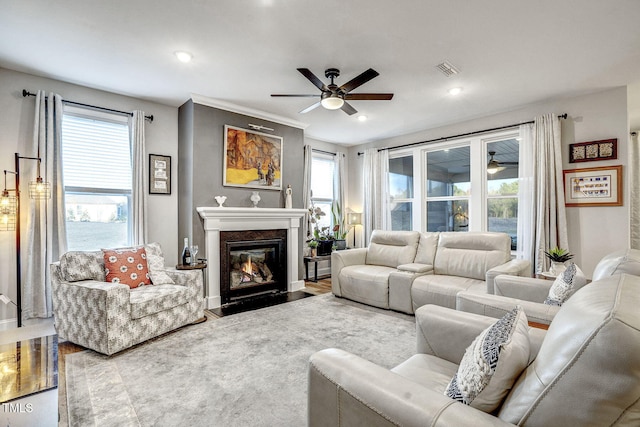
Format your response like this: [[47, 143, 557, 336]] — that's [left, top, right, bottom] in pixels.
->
[[196, 207, 308, 308]]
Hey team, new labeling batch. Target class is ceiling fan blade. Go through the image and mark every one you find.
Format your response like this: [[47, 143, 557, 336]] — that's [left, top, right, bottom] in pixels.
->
[[299, 101, 322, 114], [339, 68, 379, 93], [297, 68, 327, 91], [271, 94, 320, 97], [344, 93, 394, 100], [341, 101, 357, 116]]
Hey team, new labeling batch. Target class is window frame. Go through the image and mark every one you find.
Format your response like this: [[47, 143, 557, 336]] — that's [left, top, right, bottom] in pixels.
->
[[62, 106, 133, 250], [388, 151, 417, 231], [310, 152, 336, 231]]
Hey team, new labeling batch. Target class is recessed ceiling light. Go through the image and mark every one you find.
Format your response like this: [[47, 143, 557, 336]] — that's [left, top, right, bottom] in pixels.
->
[[357, 115, 368, 122], [174, 51, 193, 63], [448, 87, 463, 96]]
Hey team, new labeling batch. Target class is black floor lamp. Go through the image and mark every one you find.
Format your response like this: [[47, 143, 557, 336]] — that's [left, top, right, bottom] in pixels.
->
[[348, 212, 362, 248], [1, 153, 51, 327]]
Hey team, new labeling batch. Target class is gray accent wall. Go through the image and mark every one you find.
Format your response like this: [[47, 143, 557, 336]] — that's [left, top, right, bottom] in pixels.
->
[[178, 100, 305, 276]]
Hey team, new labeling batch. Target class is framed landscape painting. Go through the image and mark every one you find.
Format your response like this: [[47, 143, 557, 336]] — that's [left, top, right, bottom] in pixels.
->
[[223, 125, 283, 190], [563, 165, 622, 207]]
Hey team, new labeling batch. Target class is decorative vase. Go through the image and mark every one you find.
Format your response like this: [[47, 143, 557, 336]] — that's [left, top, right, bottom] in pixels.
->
[[214, 196, 227, 207], [549, 261, 566, 276], [310, 248, 317, 258], [285, 184, 292, 209], [334, 239, 347, 250], [250, 191, 261, 208]]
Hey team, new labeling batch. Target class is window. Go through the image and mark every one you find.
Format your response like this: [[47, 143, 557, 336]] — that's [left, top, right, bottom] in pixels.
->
[[62, 108, 132, 250], [425, 146, 470, 232], [389, 155, 413, 230], [486, 139, 519, 250], [310, 153, 335, 233]]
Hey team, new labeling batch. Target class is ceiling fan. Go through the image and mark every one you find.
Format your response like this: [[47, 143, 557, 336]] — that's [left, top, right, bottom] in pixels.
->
[[487, 151, 518, 174], [271, 68, 394, 115]]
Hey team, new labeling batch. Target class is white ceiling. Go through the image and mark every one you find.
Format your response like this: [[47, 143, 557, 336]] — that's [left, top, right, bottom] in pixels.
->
[[2, 0, 640, 146]]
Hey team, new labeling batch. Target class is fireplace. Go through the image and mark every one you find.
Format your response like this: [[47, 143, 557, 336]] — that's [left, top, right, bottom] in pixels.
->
[[220, 229, 287, 304]]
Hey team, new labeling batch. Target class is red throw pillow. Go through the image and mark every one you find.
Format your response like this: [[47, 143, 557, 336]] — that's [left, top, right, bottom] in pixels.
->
[[103, 247, 151, 288]]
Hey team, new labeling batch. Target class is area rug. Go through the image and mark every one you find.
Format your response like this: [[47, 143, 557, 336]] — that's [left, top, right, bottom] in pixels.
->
[[65, 294, 416, 426]]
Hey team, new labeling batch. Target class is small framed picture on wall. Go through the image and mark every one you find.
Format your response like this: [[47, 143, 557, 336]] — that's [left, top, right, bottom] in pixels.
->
[[149, 154, 171, 195]]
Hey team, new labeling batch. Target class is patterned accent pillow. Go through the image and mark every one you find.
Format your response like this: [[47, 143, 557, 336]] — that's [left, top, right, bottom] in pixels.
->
[[103, 247, 151, 288], [544, 262, 577, 306], [444, 307, 530, 412], [59, 251, 105, 282], [144, 242, 175, 285]]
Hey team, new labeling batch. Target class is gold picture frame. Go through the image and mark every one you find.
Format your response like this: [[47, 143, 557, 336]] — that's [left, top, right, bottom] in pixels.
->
[[563, 165, 622, 207]]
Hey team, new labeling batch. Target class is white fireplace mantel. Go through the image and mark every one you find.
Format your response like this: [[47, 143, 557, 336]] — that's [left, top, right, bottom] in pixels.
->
[[196, 207, 308, 308]]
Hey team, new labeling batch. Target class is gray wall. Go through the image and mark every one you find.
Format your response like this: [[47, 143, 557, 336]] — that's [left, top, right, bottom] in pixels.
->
[[178, 100, 305, 275]]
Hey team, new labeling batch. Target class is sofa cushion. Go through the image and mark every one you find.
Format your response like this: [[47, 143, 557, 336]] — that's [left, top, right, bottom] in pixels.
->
[[412, 275, 486, 309], [144, 242, 175, 285], [103, 247, 151, 288], [365, 230, 420, 268], [445, 307, 530, 412], [414, 232, 439, 265], [434, 232, 510, 280], [392, 354, 458, 392], [498, 274, 640, 425], [338, 264, 396, 308], [59, 250, 105, 282], [129, 284, 190, 319]]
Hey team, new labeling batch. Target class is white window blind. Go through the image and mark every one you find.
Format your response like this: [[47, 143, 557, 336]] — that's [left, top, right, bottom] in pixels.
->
[[62, 114, 131, 191]]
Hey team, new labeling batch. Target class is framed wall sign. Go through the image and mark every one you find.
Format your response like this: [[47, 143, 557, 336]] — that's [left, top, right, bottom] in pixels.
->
[[563, 165, 622, 207], [569, 138, 617, 163], [223, 125, 283, 190], [149, 154, 171, 195]]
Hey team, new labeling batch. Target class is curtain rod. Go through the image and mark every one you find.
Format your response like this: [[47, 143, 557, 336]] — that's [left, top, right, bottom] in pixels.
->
[[357, 113, 567, 156], [22, 90, 154, 122], [312, 148, 345, 157]]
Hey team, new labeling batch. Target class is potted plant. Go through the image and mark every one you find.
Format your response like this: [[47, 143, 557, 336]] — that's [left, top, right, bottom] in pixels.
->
[[544, 247, 574, 275], [331, 202, 348, 250], [307, 240, 318, 258], [316, 226, 334, 256]]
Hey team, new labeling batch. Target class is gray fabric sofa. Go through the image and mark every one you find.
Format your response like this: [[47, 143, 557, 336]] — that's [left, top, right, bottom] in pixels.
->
[[308, 273, 640, 426], [331, 230, 529, 313], [456, 248, 640, 325], [51, 244, 204, 355]]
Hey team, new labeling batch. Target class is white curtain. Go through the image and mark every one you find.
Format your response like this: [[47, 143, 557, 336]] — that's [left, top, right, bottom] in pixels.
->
[[631, 132, 640, 249], [302, 144, 313, 239], [131, 111, 147, 245], [517, 123, 535, 266], [333, 151, 346, 237], [23, 90, 67, 320], [532, 113, 569, 273], [363, 148, 390, 244]]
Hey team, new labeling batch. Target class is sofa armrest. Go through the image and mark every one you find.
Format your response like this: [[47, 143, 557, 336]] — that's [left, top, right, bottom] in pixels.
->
[[486, 259, 531, 294], [309, 348, 515, 427], [164, 268, 204, 298], [415, 305, 496, 364], [331, 248, 368, 297], [388, 269, 431, 314], [494, 275, 552, 301], [456, 292, 560, 326]]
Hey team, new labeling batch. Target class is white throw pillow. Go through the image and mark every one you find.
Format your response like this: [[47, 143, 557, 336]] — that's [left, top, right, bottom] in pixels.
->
[[544, 262, 579, 306], [144, 242, 175, 285], [444, 307, 530, 412]]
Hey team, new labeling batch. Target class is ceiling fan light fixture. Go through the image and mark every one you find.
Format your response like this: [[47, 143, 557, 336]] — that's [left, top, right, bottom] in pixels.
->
[[321, 94, 344, 110]]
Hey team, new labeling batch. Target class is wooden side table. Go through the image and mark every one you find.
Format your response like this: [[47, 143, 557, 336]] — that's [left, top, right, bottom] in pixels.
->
[[304, 255, 332, 282]]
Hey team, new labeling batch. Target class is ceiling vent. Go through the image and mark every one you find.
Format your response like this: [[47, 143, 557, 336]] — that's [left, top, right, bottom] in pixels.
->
[[436, 61, 460, 77]]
